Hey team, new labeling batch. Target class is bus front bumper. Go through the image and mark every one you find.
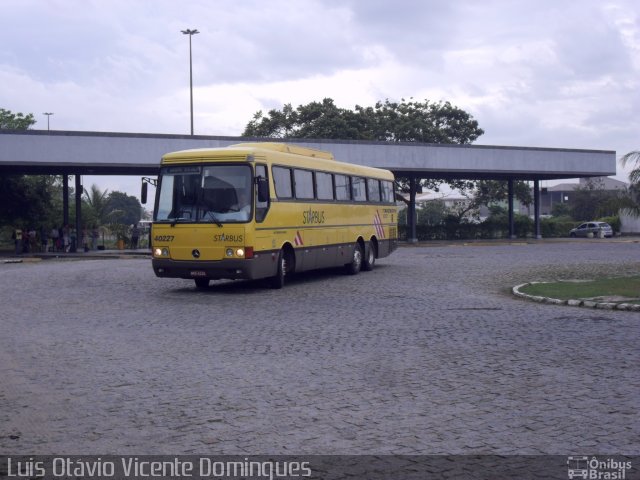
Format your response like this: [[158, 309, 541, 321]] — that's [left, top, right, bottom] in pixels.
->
[[152, 255, 276, 281]]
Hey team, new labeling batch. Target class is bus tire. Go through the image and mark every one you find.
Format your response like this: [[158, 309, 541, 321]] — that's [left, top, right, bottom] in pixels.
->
[[269, 250, 287, 289], [194, 278, 210, 289], [362, 241, 376, 271], [345, 243, 363, 275]]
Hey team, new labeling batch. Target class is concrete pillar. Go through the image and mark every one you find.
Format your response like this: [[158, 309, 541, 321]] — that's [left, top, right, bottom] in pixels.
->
[[74, 175, 82, 253], [508, 178, 516, 239], [534, 179, 542, 239], [408, 176, 418, 243], [62, 175, 69, 228]]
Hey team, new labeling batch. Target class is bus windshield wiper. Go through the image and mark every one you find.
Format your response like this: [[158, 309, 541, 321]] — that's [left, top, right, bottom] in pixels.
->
[[203, 211, 223, 227]]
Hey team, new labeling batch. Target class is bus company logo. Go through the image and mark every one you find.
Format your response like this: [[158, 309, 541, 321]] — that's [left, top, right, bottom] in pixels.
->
[[213, 233, 243, 243], [302, 208, 325, 225], [567, 456, 632, 479], [294, 231, 304, 246], [373, 211, 385, 239]]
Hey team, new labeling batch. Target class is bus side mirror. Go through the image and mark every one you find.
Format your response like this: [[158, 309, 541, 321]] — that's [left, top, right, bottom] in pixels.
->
[[257, 177, 269, 203], [141, 182, 148, 204]]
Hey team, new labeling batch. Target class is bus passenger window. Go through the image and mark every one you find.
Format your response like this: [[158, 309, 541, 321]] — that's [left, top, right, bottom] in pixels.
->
[[294, 169, 314, 199], [273, 166, 293, 198], [316, 172, 334, 200], [335, 174, 350, 201], [381, 181, 394, 203], [352, 176, 367, 202], [367, 179, 381, 202]]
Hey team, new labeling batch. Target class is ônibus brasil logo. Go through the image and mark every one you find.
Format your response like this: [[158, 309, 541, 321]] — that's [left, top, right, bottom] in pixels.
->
[[567, 456, 632, 480]]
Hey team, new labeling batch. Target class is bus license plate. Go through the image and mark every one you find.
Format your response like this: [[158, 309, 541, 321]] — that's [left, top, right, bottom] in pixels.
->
[[190, 270, 207, 277]]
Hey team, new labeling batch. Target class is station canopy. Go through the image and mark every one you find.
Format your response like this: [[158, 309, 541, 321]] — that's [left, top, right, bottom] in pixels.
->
[[0, 130, 616, 180]]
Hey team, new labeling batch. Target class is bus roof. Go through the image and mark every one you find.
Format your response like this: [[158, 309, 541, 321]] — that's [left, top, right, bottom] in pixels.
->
[[161, 142, 394, 180]]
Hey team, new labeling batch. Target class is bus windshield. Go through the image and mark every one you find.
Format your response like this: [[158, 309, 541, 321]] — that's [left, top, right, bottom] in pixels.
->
[[155, 164, 253, 223]]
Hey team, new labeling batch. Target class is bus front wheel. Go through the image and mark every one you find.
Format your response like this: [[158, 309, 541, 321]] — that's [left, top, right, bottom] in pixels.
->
[[345, 243, 363, 275], [269, 250, 287, 289]]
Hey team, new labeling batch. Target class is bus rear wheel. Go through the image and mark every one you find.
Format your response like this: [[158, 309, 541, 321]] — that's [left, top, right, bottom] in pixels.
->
[[194, 278, 210, 289], [362, 241, 376, 271], [345, 243, 363, 275]]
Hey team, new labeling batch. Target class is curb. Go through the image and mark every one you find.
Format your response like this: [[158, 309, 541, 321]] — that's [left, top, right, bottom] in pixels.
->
[[512, 282, 640, 312], [0, 250, 151, 262]]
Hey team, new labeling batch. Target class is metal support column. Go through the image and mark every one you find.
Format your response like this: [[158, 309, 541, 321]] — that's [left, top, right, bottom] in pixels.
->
[[508, 178, 515, 239], [534, 179, 542, 239], [408, 176, 418, 243], [74, 175, 82, 253], [62, 175, 69, 228]]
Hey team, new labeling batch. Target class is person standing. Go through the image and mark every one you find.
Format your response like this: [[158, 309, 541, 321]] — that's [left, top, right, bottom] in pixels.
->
[[69, 227, 77, 253], [12, 227, 23, 255], [27, 228, 37, 252], [40, 226, 48, 253], [63, 225, 70, 253], [50, 227, 59, 252], [91, 226, 99, 250], [130, 224, 140, 249]]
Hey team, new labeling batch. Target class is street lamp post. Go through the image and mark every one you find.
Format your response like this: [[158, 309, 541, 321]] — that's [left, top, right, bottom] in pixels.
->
[[43, 112, 54, 131], [181, 28, 199, 135]]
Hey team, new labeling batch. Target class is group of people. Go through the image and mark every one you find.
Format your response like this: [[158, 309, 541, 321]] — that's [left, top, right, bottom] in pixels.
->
[[12, 225, 100, 254], [11, 224, 145, 254]]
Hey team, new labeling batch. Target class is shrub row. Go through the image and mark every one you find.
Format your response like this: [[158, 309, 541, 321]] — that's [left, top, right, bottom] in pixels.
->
[[398, 216, 620, 241]]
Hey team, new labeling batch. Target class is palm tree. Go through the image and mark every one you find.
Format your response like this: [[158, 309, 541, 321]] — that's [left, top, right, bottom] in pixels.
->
[[83, 184, 110, 225], [620, 151, 640, 216], [621, 150, 640, 186]]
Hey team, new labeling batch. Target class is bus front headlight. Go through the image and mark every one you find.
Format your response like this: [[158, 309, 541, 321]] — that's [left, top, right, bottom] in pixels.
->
[[154, 247, 170, 257]]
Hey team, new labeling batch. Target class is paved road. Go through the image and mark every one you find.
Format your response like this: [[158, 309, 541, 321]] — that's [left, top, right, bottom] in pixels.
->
[[1, 240, 638, 454]]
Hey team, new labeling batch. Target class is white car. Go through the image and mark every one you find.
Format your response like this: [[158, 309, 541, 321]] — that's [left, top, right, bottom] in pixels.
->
[[569, 222, 613, 238]]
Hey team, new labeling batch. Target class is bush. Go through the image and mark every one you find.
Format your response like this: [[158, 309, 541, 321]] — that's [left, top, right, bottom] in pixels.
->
[[398, 213, 534, 240], [398, 212, 623, 241], [0, 226, 13, 249], [540, 217, 579, 238], [479, 213, 532, 238]]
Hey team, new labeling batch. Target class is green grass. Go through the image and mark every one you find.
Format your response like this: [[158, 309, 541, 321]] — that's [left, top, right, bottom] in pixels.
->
[[520, 275, 640, 302]]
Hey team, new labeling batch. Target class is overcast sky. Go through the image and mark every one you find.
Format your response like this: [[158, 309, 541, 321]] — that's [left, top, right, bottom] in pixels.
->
[[2, 0, 639, 199]]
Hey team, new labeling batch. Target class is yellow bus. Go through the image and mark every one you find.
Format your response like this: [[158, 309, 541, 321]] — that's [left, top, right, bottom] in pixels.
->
[[144, 142, 398, 288]]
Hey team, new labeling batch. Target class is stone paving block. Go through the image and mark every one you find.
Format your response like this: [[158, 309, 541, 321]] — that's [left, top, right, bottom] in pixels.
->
[[0, 242, 638, 455]]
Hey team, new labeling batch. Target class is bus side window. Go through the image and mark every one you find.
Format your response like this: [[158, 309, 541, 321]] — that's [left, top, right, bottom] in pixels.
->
[[367, 178, 381, 202], [315, 171, 334, 200], [255, 164, 270, 223], [352, 176, 367, 202], [273, 166, 293, 198], [381, 180, 394, 203], [335, 174, 350, 201]]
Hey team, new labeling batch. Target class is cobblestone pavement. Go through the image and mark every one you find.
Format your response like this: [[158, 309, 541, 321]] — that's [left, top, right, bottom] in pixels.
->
[[1, 240, 638, 454]]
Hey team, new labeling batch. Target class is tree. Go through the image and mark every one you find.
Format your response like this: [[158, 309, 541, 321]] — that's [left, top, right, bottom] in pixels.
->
[[569, 178, 634, 221], [621, 150, 640, 187], [244, 97, 487, 202], [83, 184, 110, 225], [0, 108, 36, 130], [417, 200, 447, 225], [620, 151, 640, 216], [471, 180, 532, 210], [551, 202, 571, 218], [0, 108, 57, 229], [0, 175, 62, 227], [105, 191, 142, 226], [243, 97, 484, 143], [361, 98, 484, 144]]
